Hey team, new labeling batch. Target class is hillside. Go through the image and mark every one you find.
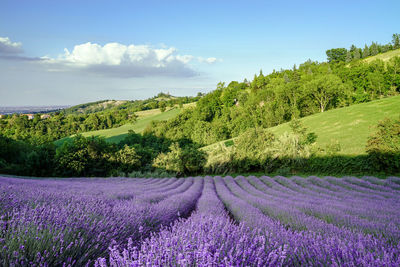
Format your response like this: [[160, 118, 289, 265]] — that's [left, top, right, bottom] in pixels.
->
[[204, 95, 400, 158], [56, 103, 195, 145], [61, 93, 199, 115], [363, 48, 400, 63], [80, 107, 181, 143], [62, 100, 129, 114]]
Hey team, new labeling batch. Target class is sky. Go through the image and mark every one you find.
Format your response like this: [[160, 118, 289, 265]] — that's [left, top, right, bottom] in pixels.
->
[[1, 0, 399, 106]]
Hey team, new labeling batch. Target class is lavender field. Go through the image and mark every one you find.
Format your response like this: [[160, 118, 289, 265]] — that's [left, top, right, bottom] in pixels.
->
[[1, 176, 400, 266]]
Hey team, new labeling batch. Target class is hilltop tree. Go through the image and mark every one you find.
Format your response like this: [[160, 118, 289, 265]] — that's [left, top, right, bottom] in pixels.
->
[[353, 48, 361, 60], [393, 33, 400, 49], [326, 48, 347, 62], [370, 42, 379, 56], [362, 45, 370, 58], [345, 51, 352, 63]]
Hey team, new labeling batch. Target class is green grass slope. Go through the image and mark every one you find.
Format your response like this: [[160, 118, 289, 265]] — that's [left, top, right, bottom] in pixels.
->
[[363, 48, 400, 63], [56, 107, 182, 145], [204, 95, 400, 156]]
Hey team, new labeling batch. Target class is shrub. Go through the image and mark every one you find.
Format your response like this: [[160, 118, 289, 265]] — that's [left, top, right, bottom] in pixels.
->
[[55, 135, 114, 177], [112, 145, 141, 175], [152, 143, 207, 176], [366, 117, 400, 172]]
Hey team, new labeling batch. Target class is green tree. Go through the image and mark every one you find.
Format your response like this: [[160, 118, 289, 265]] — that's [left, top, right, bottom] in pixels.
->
[[370, 42, 379, 56], [55, 135, 113, 176], [362, 44, 370, 58], [392, 33, 400, 49], [159, 102, 167, 112], [367, 71, 386, 98], [345, 51, 352, 63], [366, 117, 400, 172], [112, 145, 141, 175], [303, 74, 346, 112], [152, 143, 207, 175], [353, 48, 361, 60], [326, 48, 347, 62]]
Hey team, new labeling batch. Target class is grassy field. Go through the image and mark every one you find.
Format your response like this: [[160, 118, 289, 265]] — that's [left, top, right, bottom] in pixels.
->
[[203, 95, 400, 156], [56, 106, 184, 145], [363, 48, 400, 63]]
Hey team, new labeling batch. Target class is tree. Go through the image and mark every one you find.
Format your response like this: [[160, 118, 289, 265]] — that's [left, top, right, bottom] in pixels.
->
[[303, 74, 346, 112], [353, 48, 361, 60], [326, 48, 347, 62], [367, 72, 386, 98], [392, 33, 400, 49], [362, 44, 370, 58], [112, 145, 141, 175], [366, 117, 400, 172], [345, 51, 352, 63], [152, 143, 206, 175], [370, 42, 378, 56], [55, 135, 113, 176], [159, 102, 167, 112]]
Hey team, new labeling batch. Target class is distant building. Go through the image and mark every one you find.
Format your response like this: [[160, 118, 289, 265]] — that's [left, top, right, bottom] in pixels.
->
[[41, 114, 51, 119], [23, 114, 35, 120]]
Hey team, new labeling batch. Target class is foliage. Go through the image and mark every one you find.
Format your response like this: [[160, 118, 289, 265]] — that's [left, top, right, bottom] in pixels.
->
[[0, 93, 201, 145], [146, 36, 400, 147], [326, 48, 347, 62], [1, 35, 400, 177], [366, 117, 400, 172], [55, 135, 114, 177], [152, 143, 207, 176], [111, 145, 141, 175]]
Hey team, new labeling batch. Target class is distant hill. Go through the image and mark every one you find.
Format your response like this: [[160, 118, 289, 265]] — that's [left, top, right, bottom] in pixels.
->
[[55, 102, 196, 145], [62, 100, 128, 114], [203, 96, 400, 165], [62, 93, 199, 115]]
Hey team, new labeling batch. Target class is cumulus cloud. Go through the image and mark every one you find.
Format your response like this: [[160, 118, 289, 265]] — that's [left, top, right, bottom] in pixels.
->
[[42, 42, 202, 78], [0, 37, 23, 54], [0, 37, 221, 78], [198, 57, 219, 64]]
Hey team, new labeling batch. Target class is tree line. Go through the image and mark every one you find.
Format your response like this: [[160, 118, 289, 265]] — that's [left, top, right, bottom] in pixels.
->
[[0, 34, 399, 177], [0, 93, 200, 144], [0, 110, 136, 144], [63, 93, 201, 115], [0, 130, 207, 177], [326, 33, 400, 63], [145, 55, 400, 147]]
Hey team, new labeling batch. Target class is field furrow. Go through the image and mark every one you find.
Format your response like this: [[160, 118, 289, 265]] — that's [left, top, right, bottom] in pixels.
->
[[1, 176, 399, 266]]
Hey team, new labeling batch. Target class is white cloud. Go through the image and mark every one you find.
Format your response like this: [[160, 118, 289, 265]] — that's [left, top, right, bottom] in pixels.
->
[[198, 56, 219, 64], [41, 41, 203, 78], [0, 38, 221, 78], [0, 37, 23, 54]]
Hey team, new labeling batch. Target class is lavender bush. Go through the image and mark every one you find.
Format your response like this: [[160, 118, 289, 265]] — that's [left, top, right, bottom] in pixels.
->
[[1, 175, 399, 266]]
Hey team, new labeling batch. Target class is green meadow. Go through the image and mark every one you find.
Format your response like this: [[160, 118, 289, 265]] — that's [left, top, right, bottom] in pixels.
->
[[56, 107, 182, 145], [204, 95, 400, 156]]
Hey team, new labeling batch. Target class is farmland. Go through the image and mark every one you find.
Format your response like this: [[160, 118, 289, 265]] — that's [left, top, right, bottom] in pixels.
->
[[1, 175, 399, 266]]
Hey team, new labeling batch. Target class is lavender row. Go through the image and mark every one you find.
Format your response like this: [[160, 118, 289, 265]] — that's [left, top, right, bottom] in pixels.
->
[[214, 176, 400, 266], [0, 177, 200, 266], [243, 176, 400, 242], [97, 177, 286, 266]]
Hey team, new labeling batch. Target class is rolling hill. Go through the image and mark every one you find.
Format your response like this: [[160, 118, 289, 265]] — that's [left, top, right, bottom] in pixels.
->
[[203, 95, 400, 158], [56, 103, 195, 145]]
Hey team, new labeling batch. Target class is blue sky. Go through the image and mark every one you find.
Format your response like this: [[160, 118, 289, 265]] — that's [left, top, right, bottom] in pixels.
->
[[1, 0, 399, 106]]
